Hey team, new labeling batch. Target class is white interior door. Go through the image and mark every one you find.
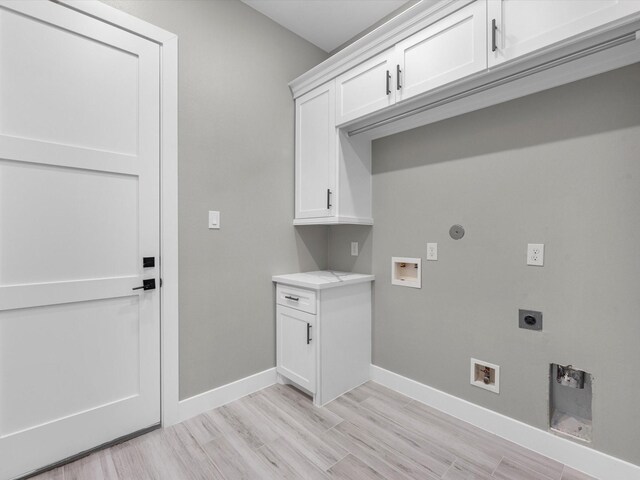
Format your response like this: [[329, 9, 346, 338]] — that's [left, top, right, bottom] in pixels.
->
[[0, 2, 161, 479]]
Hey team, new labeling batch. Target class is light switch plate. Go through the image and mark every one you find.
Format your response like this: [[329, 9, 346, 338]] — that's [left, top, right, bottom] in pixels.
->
[[427, 243, 438, 261], [527, 243, 544, 266], [351, 242, 359, 256], [208, 211, 220, 229]]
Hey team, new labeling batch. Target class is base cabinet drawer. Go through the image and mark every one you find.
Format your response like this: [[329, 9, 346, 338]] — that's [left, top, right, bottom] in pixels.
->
[[276, 284, 317, 314], [276, 305, 316, 393]]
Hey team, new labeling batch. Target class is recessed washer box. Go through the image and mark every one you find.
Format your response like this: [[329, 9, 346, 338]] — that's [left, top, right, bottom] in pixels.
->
[[391, 257, 421, 288]]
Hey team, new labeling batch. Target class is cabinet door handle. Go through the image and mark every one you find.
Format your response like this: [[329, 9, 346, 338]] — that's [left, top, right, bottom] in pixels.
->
[[396, 64, 402, 90], [284, 295, 299, 302], [385, 69, 391, 95], [327, 188, 332, 209], [306, 323, 312, 344], [491, 19, 498, 52]]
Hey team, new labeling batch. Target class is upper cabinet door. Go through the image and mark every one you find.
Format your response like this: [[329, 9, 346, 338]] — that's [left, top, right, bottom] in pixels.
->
[[295, 82, 336, 219], [488, 0, 640, 67], [335, 49, 396, 126], [396, 1, 487, 103]]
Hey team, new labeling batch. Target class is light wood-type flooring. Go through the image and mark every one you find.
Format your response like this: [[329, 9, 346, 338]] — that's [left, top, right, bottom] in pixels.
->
[[31, 382, 596, 480]]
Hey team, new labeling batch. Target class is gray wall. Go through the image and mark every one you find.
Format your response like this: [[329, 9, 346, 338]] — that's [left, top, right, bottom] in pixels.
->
[[344, 64, 640, 464], [104, 0, 329, 399]]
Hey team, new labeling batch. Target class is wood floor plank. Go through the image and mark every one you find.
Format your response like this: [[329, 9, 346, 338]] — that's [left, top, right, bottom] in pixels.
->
[[64, 450, 117, 480], [255, 437, 330, 480], [326, 396, 453, 478], [202, 430, 277, 480], [182, 411, 225, 445], [358, 381, 414, 409], [29, 466, 65, 480], [441, 459, 493, 480], [248, 388, 348, 471], [322, 422, 414, 480], [403, 399, 564, 480], [137, 427, 212, 480], [265, 384, 343, 433], [163, 423, 226, 479], [365, 396, 500, 474], [109, 433, 159, 480], [333, 421, 441, 480], [206, 400, 271, 450], [326, 454, 387, 480], [561, 466, 598, 480], [493, 457, 554, 480]]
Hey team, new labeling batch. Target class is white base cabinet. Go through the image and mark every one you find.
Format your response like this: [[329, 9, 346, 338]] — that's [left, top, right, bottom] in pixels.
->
[[273, 271, 374, 406]]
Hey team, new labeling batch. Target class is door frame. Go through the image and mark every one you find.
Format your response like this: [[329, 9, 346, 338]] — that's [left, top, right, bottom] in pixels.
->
[[54, 0, 181, 427]]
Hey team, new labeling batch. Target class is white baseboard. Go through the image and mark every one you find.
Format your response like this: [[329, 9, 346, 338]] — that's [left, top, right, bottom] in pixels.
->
[[370, 365, 640, 480], [178, 368, 277, 422]]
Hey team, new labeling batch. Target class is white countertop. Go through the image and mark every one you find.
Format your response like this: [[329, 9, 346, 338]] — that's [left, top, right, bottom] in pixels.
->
[[272, 271, 375, 290]]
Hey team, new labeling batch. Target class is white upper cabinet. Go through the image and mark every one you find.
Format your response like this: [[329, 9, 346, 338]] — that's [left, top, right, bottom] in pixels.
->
[[295, 82, 335, 220], [396, 0, 487, 102], [294, 82, 373, 225], [335, 48, 396, 126], [488, 0, 640, 67]]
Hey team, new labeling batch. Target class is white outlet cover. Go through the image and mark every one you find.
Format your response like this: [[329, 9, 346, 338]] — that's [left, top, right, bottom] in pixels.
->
[[527, 243, 544, 266], [208, 211, 220, 229], [427, 243, 438, 261], [351, 242, 359, 256]]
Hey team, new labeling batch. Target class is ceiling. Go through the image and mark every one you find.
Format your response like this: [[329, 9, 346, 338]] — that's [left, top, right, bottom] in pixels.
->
[[241, 0, 414, 53]]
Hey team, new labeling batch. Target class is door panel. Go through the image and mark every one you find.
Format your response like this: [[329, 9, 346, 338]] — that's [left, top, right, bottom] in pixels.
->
[[277, 305, 316, 393], [0, 1, 160, 478], [488, 0, 640, 67], [335, 49, 396, 125], [0, 5, 138, 154], [397, 0, 487, 102], [0, 297, 141, 437], [295, 82, 335, 219], [0, 161, 139, 285]]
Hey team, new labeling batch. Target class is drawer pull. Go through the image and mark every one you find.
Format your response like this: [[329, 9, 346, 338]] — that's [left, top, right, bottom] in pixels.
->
[[284, 295, 299, 302], [491, 19, 498, 52], [307, 323, 312, 344]]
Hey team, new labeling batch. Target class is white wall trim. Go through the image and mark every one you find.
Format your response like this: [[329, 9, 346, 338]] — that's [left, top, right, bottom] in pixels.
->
[[370, 365, 640, 480], [178, 368, 278, 423], [56, 1, 182, 427]]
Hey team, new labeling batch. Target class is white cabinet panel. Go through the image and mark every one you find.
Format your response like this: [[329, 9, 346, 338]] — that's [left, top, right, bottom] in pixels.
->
[[488, 0, 640, 67], [295, 82, 335, 219], [396, 0, 487, 102], [277, 305, 316, 393], [335, 49, 396, 125]]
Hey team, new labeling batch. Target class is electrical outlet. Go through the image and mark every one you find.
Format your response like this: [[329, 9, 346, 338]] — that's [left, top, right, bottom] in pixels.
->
[[527, 243, 544, 266], [351, 242, 359, 256], [427, 243, 438, 261]]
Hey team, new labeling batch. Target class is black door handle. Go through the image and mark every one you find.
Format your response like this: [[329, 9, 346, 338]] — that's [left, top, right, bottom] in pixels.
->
[[491, 19, 498, 52], [306, 323, 311, 344], [133, 279, 156, 291], [385, 70, 391, 95], [396, 64, 402, 90], [327, 189, 332, 209]]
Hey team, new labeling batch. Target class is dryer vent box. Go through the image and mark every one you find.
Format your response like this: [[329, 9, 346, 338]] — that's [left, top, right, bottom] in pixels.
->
[[391, 257, 421, 288]]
